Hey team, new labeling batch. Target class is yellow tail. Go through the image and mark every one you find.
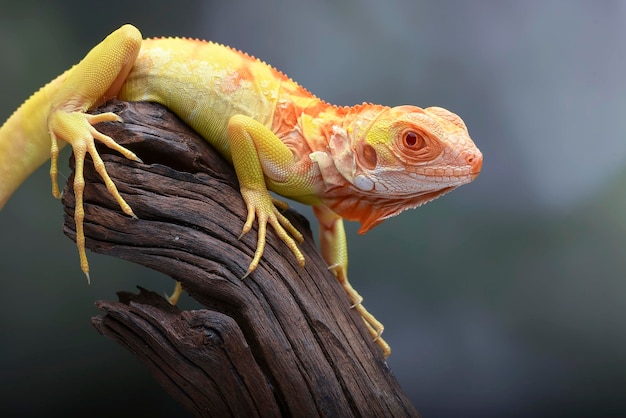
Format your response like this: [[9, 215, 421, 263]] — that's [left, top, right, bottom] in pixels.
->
[[0, 72, 70, 209]]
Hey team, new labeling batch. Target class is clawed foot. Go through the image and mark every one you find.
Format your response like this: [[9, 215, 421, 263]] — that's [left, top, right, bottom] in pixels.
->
[[48, 109, 142, 279], [239, 189, 305, 278], [167, 281, 184, 305], [328, 264, 391, 357]]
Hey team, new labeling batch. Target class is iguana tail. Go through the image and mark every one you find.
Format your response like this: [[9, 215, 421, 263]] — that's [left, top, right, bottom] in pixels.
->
[[0, 73, 70, 208]]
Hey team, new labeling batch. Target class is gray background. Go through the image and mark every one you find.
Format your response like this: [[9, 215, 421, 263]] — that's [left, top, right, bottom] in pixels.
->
[[1, 1, 625, 417]]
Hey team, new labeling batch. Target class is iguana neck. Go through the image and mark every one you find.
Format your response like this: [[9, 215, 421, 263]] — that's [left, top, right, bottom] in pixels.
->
[[273, 101, 396, 227]]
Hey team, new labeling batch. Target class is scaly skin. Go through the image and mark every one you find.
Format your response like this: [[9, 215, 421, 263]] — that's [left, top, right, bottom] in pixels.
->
[[0, 25, 482, 357]]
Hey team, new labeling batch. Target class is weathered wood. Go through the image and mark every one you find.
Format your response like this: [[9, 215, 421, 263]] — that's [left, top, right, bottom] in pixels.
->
[[61, 101, 420, 418]]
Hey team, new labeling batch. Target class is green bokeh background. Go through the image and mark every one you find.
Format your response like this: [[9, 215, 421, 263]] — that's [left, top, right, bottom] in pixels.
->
[[2, 1, 626, 417]]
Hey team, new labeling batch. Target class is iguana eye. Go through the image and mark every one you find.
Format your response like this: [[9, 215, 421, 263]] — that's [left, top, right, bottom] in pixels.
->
[[396, 127, 444, 163], [402, 130, 426, 149]]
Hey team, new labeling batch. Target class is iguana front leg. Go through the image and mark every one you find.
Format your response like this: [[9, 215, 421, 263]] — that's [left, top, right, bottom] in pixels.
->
[[227, 114, 306, 276], [167, 115, 307, 303], [313, 205, 391, 357]]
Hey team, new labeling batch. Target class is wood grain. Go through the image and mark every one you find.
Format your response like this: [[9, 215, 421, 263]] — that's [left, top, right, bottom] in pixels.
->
[[61, 100, 419, 417]]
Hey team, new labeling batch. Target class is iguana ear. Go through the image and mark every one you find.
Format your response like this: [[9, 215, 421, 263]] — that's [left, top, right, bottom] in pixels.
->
[[356, 142, 377, 171]]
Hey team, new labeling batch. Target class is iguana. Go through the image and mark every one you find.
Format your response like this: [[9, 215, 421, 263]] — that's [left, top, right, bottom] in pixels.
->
[[0, 24, 482, 357]]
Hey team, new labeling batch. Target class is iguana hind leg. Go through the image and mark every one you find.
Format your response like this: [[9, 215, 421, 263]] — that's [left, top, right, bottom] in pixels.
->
[[227, 114, 306, 277], [46, 25, 144, 279]]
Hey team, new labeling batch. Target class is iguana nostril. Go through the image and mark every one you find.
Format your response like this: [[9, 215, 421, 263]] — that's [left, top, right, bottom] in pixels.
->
[[468, 152, 483, 175]]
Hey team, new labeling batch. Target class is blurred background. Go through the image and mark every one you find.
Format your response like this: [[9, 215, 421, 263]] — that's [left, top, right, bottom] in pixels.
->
[[1, 1, 625, 417]]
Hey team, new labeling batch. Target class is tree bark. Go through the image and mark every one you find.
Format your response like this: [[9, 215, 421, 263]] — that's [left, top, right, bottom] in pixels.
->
[[61, 101, 420, 418]]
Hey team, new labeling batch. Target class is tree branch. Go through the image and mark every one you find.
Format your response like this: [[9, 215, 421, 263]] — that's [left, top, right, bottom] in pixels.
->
[[61, 100, 420, 417]]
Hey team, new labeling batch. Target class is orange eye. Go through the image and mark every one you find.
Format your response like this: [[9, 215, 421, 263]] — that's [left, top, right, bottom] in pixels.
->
[[402, 130, 426, 149], [396, 127, 444, 163]]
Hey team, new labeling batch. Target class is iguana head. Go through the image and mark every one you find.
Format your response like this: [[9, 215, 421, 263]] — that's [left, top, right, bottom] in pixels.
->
[[312, 105, 482, 233]]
